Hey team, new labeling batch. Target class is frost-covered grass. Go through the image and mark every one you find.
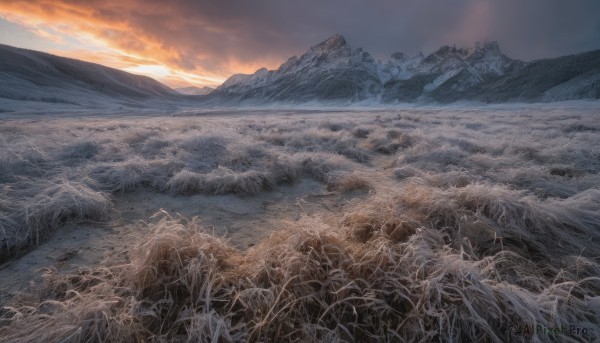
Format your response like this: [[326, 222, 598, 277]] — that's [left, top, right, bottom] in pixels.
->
[[1, 105, 600, 341]]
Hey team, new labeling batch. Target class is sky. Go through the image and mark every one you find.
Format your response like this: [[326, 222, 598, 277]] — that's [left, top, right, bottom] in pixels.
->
[[1, 1, 599, 88]]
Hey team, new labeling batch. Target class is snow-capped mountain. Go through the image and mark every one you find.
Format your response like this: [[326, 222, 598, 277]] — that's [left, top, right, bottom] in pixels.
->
[[380, 41, 520, 102], [465, 49, 600, 102], [0, 43, 181, 110], [210, 34, 599, 104], [213, 34, 382, 102]]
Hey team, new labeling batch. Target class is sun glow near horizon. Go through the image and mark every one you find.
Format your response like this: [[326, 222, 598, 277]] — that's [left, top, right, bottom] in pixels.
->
[[121, 64, 226, 88], [0, 13, 229, 88]]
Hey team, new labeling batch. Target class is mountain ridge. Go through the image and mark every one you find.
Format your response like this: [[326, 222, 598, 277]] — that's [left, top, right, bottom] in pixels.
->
[[209, 34, 600, 104], [0, 43, 182, 109], [0, 36, 598, 110], [176, 86, 214, 95]]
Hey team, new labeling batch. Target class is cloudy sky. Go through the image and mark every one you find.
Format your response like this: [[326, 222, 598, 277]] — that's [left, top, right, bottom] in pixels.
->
[[1, 0, 598, 87]]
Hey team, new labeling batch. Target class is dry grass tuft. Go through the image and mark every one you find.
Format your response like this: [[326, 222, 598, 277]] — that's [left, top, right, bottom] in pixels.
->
[[326, 172, 373, 193], [18, 180, 110, 250], [341, 193, 419, 244], [167, 168, 274, 195]]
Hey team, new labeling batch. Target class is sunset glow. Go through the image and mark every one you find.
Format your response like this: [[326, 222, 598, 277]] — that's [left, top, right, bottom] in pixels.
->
[[1, 0, 598, 89], [0, 1, 284, 88]]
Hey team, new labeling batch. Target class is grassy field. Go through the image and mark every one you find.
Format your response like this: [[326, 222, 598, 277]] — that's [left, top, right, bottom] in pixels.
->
[[1, 104, 599, 342]]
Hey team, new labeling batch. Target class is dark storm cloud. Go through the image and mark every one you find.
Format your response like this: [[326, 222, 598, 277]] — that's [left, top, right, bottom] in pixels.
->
[[1, 0, 599, 81], [153, 0, 599, 61]]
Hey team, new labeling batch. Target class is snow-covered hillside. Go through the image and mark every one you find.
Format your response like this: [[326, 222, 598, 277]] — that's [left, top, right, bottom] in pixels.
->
[[0, 44, 183, 111]]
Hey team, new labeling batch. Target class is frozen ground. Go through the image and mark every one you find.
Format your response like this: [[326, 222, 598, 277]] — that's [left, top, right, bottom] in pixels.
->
[[1, 102, 600, 341]]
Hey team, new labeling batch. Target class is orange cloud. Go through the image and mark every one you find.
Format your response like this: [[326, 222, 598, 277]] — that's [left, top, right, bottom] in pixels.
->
[[50, 49, 154, 69], [0, 1, 286, 87], [50, 48, 229, 87]]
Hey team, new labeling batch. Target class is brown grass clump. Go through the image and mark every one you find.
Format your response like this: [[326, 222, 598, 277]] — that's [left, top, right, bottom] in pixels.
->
[[366, 130, 413, 155], [341, 193, 419, 244], [326, 172, 373, 193], [0, 266, 145, 342], [24, 181, 110, 236], [166, 168, 274, 195], [1, 180, 110, 261]]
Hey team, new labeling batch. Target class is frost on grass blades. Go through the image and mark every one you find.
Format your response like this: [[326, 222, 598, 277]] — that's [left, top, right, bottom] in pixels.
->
[[1, 105, 600, 342]]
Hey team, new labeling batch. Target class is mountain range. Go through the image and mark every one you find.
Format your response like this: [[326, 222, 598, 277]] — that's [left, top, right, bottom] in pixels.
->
[[209, 34, 600, 104], [0, 35, 598, 110], [175, 86, 214, 95]]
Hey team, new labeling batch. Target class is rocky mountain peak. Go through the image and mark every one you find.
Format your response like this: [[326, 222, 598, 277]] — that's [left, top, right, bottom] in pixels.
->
[[310, 34, 350, 54], [322, 33, 348, 48], [391, 52, 408, 61], [424, 45, 470, 63], [277, 55, 298, 73], [474, 41, 500, 53], [467, 41, 504, 60]]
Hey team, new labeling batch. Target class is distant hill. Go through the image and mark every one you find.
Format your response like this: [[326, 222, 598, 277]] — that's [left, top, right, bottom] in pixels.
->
[[209, 34, 600, 104], [0, 44, 181, 109], [175, 86, 214, 95]]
